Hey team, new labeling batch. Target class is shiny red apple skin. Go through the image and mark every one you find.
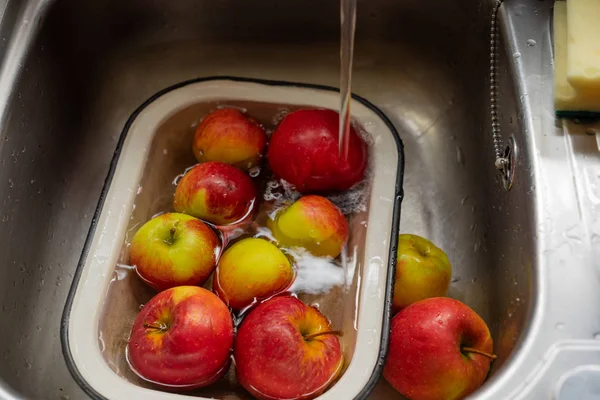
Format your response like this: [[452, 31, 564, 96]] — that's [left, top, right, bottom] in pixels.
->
[[173, 161, 257, 226], [383, 297, 494, 400], [128, 286, 234, 389], [267, 109, 369, 193], [234, 295, 344, 400]]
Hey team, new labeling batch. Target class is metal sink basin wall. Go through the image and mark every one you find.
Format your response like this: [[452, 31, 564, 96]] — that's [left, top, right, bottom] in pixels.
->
[[0, 0, 546, 398]]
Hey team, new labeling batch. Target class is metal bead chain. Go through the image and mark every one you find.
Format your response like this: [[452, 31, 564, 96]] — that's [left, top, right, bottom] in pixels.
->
[[490, 0, 505, 169]]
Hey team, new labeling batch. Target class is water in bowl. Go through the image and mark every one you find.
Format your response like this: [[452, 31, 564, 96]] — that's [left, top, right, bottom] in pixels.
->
[[98, 100, 374, 399]]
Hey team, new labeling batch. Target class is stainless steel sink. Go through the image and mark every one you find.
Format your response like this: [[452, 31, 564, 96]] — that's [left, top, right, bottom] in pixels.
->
[[1, 0, 599, 398]]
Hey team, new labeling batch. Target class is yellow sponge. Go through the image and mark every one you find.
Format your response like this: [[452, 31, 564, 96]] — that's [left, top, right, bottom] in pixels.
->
[[554, 1, 600, 117], [567, 0, 600, 94]]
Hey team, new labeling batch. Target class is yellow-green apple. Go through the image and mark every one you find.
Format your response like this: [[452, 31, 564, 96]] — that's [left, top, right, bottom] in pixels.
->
[[213, 238, 294, 310], [383, 297, 495, 400], [234, 295, 343, 400], [392, 234, 452, 312], [127, 286, 234, 389], [129, 213, 220, 291], [267, 195, 349, 258], [267, 109, 368, 193], [193, 108, 268, 171], [173, 161, 257, 226]]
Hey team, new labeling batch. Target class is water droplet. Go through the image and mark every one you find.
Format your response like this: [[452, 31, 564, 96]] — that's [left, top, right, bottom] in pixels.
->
[[514, 4, 526, 16], [451, 276, 461, 283], [272, 108, 290, 125], [456, 145, 465, 165], [471, 278, 478, 283], [527, 39, 536, 47], [513, 52, 521, 59], [249, 166, 261, 178], [594, 332, 600, 340], [555, 322, 565, 330], [563, 225, 583, 245]]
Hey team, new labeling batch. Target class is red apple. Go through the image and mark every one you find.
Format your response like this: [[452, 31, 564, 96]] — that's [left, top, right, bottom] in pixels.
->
[[127, 286, 234, 389], [267, 109, 368, 193], [213, 237, 295, 311], [267, 195, 349, 258], [173, 161, 257, 226], [383, 297, 495, 400], [234, 295, 344, 400], [193, 108, 268, 171], [129, 212, 220, 291], [392, 234, 452, 312]]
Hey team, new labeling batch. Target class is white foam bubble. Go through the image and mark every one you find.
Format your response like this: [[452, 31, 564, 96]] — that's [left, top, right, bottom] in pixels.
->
[[263, 174, 370, 216], [271, 108, 291, 126], [324, 177, 370, 215], [263, 178, 299, 207], [249, 166, 261, 178], [286, 247, 345, 295], [253, 226, 277, 242], [353, 123, 375, 147]]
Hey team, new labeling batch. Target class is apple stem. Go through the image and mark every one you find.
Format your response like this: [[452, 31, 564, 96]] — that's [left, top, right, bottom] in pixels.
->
[[144, 322, 168, 332], [303, 330, 344, 341], [170, 223, 178, 237], [167, 221, 180, 244], [462, 347, 497, 360]]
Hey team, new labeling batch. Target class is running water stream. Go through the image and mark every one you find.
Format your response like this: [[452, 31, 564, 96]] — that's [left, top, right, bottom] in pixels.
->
[[338, 0, 357, 160]]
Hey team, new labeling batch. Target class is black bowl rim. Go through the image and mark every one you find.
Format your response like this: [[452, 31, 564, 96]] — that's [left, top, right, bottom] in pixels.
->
[[60, 75, 405, 400]]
